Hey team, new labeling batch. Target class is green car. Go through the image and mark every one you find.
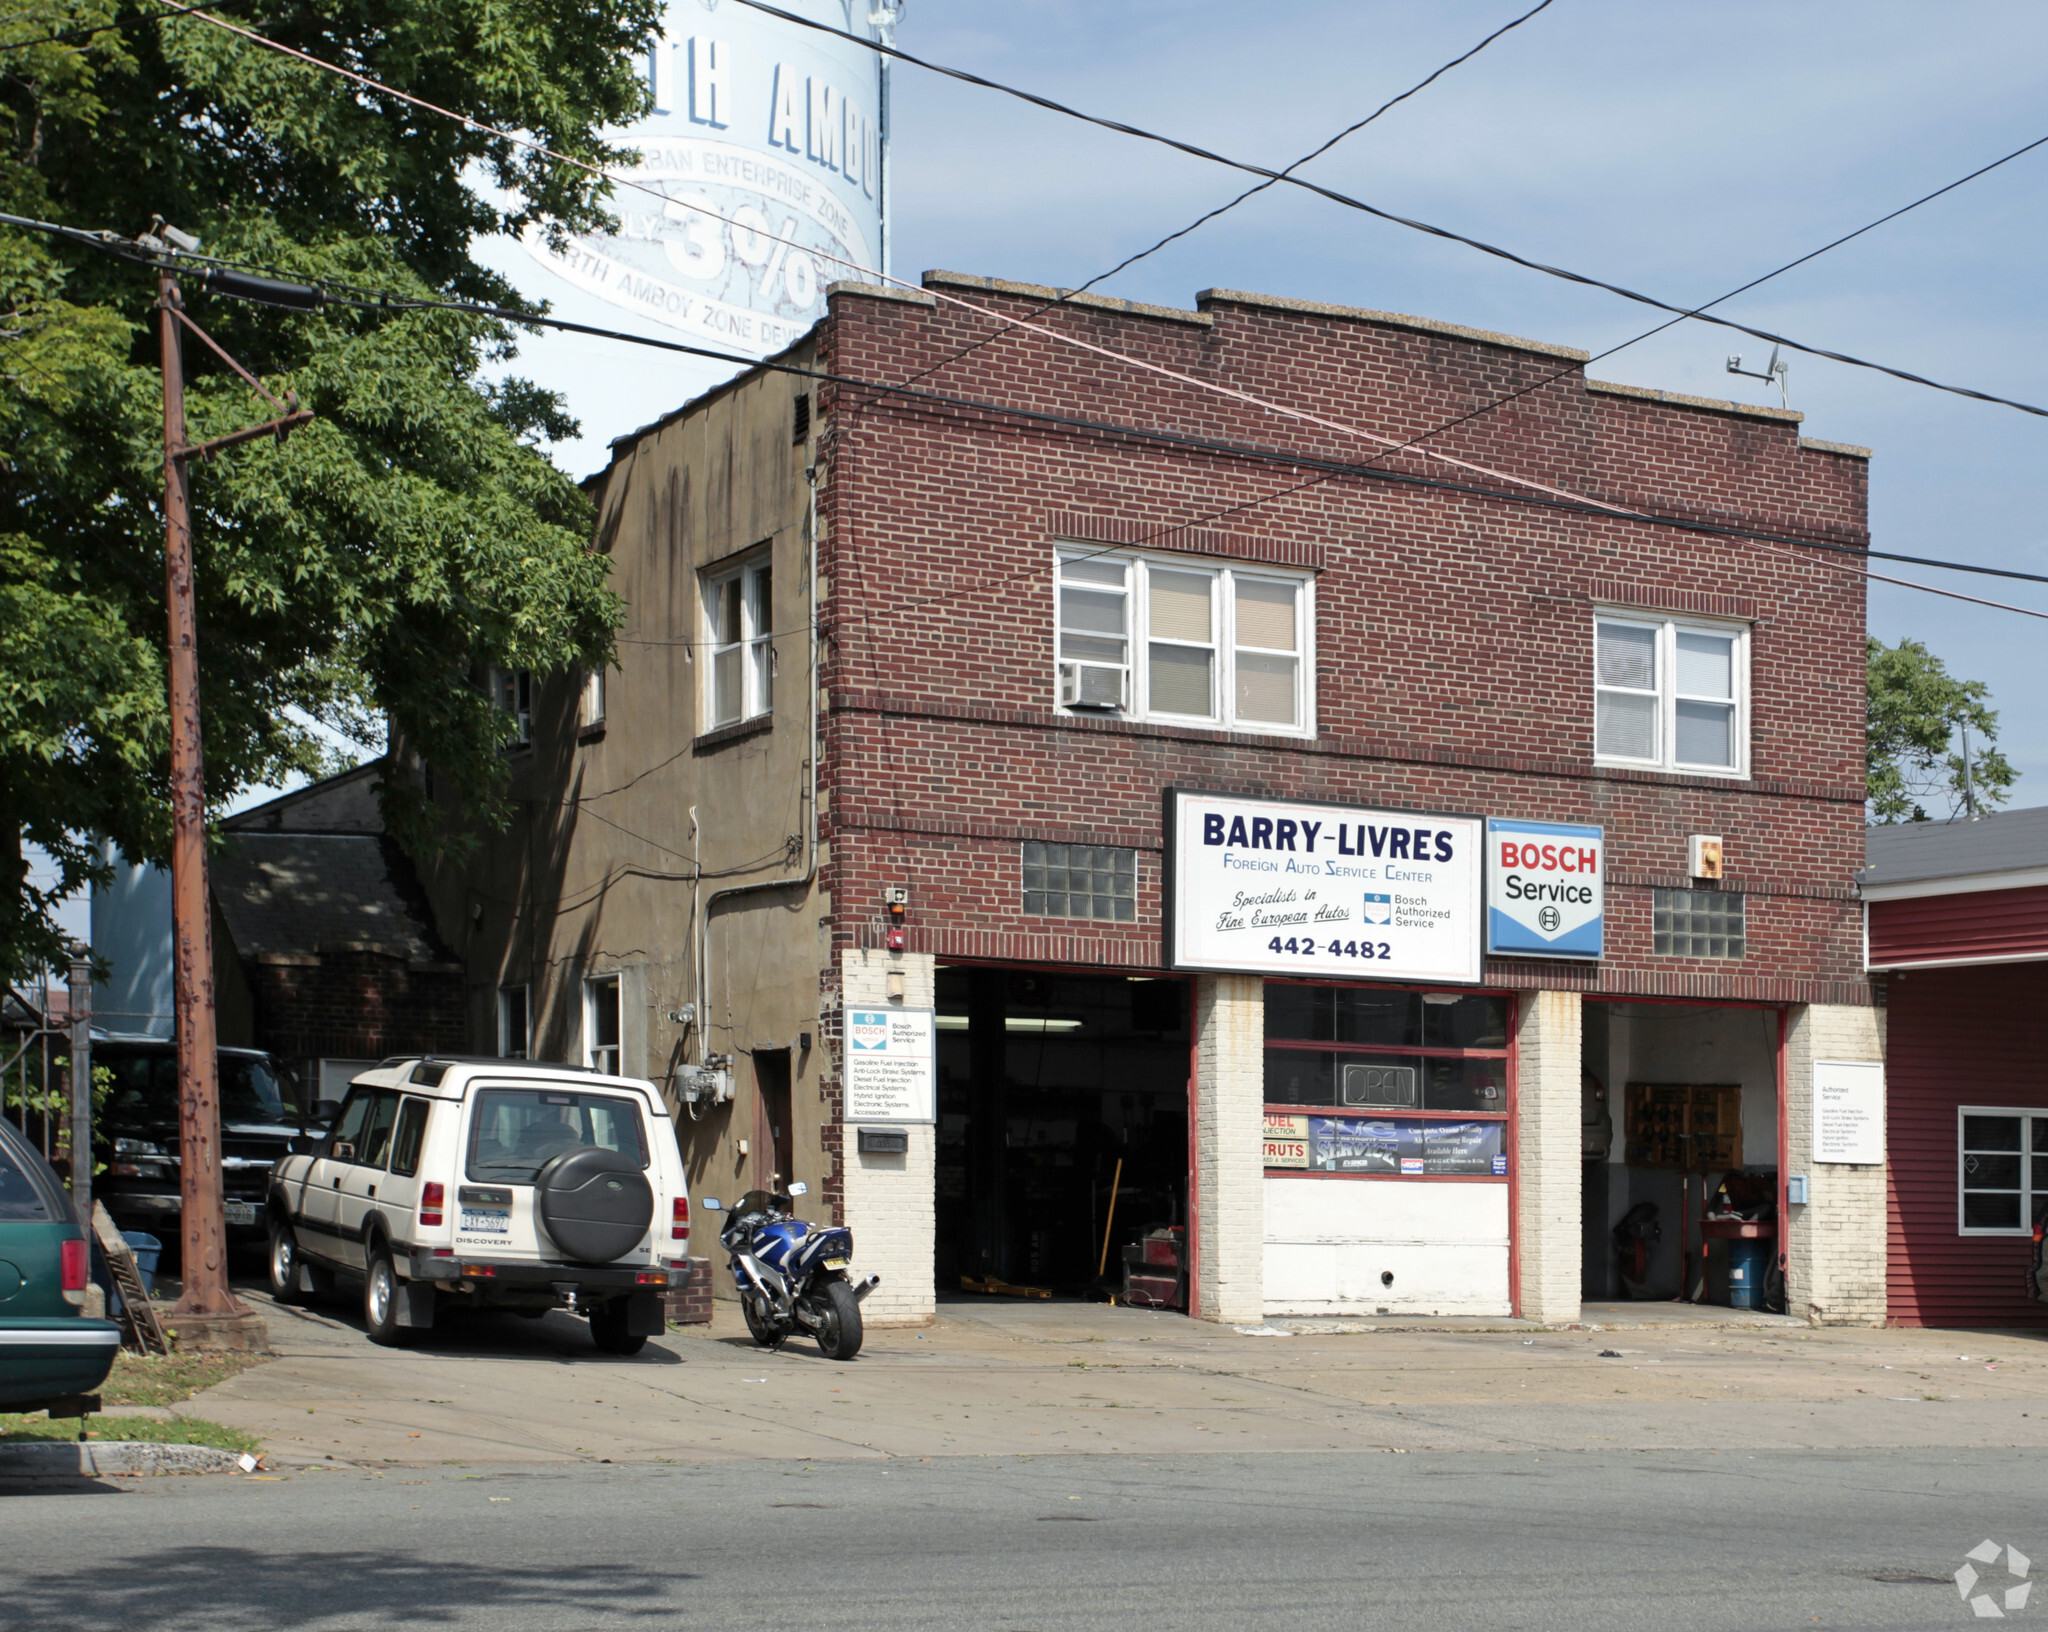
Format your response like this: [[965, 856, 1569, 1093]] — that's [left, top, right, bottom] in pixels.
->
[[0, 1116, 121, 1413]]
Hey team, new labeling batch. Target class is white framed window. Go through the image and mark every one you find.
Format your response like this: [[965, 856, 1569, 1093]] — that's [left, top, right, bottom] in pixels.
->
[[580, 667, 606, 733], [490, 667, 533, 748], [1054, 549, 1313, 735], [584, 975, 621, 1076], [1593, 613, 1748, 776], [497, 985, 530, 1060], [1958, 1107, 2048, 1236], [704, 554, 773, 729]]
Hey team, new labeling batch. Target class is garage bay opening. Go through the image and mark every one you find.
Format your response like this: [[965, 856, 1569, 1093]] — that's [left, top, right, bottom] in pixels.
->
[[1581, 1000, 1784, 1310], [934, 967, 1190, 1304]]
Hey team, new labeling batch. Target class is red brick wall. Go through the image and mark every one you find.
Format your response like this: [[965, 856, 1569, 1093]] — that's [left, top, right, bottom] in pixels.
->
[[808, 281, 1870, 1005], [248, 950, 468, 1067]]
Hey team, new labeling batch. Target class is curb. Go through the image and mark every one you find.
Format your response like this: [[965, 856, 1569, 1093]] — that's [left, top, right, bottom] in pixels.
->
[[0, 1440, 248, 1477]]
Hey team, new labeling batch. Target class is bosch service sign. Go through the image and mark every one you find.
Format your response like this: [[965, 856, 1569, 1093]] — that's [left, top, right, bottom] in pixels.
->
[[1166, 789, 1483, 985], [1486, 817, 1604, 960]]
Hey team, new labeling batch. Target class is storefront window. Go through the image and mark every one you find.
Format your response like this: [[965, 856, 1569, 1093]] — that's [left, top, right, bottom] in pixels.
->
[[1265, 984, 1512, 1178]]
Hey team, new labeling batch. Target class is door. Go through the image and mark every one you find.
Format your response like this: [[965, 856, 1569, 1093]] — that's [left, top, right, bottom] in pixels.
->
[[331, 1090, 403, 1272], [755, 1051, 793, 1193], [299, 1087, 374, 1268]]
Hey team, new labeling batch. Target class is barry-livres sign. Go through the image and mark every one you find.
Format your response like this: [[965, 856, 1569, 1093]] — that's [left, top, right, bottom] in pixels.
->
[[1165, 789, 1483, 985]]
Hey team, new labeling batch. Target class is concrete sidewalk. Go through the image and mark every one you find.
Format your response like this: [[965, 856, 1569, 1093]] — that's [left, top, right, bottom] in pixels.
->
[[168, 1283, 2048, 1468]]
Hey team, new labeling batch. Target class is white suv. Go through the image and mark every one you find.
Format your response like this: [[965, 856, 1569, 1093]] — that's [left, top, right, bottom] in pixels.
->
[[265, 1056, 692, 1354]]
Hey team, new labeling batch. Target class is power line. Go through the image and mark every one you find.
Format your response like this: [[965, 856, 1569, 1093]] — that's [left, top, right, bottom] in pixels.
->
[[9, 210, 2044, 620], [883, 0, 1560, 395], [0, 0, 250, 54], [1089, 124, 2048, 606], [732, 0, 2048, 423], [158, 0, 2048, 556]]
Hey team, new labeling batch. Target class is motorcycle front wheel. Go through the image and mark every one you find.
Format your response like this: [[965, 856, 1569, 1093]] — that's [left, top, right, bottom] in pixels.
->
[[742, 1293, 785, 1350], [811, 1278, 864, 1362]]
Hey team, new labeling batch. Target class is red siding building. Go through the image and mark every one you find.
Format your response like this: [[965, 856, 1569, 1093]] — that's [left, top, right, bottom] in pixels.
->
[[1867, 806, 2048, 1326]]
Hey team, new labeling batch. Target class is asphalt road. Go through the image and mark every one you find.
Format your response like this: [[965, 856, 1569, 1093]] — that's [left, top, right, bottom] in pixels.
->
[[1, 1448, 2027, 1630]]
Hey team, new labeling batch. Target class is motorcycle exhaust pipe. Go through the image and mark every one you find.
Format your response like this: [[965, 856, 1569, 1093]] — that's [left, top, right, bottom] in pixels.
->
[[852, 1273, 881, 1303]]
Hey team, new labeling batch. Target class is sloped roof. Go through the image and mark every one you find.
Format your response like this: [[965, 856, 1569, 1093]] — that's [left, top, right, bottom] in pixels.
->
[[211, 833, 449, 964], [1863, 804, 2048, 888], [223, 761, 385, 835]]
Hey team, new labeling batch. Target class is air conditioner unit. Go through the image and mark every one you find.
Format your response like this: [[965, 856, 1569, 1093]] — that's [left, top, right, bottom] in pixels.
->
[[1341, 1063, 1418, 1109], [1057, 660, 1128, 711]]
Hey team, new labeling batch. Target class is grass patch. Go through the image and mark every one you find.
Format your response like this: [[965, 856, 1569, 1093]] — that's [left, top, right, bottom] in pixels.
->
[[102, 1349, 267, 1408], [0, 1413, 261, 1454]]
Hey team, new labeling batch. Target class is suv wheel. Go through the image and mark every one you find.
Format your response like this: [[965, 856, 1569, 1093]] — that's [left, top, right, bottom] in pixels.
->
[[268, 1217, 307, 1304], [267, 1217, 334, 1304], [589, 1298, 647, 1357], [363, 1245, 415, 1347]]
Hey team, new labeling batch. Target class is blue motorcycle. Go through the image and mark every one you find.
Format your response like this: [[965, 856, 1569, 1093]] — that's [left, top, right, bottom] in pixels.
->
[[700, 1182, 877, 1360]]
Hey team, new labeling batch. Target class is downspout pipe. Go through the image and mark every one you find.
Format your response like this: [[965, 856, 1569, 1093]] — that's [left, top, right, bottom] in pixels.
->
[[696, 462, 821, 1060]]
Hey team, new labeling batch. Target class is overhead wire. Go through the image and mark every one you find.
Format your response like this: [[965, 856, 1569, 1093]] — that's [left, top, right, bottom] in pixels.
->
[[154, 0, 2048, 549], [731, 0, 2048, 423], [0, 0, 250, 54], [1055, 122, 2048, 618], [10, 203, 2044, 628], [879, 0, 1560, 396]]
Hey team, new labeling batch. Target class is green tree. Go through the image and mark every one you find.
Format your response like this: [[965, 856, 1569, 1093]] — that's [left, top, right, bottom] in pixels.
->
[[1867, 636, 2016, 823], [0, 0, 660, 977]]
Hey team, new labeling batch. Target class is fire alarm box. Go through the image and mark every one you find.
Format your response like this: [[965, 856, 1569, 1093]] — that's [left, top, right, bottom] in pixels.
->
[[1688, 835, 1724, 880]]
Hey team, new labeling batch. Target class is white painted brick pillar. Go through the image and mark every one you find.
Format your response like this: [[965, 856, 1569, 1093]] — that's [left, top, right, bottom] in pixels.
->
[[1193, 973, 1264, 1325], [1784, 1002, 1887, 1326], [836, 948, 936, 1325], [1513, 988, 1581, 1325]]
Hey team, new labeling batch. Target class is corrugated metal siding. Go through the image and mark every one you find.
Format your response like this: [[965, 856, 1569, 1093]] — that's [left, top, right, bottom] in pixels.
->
[[1886, 964, 2048, 1326], [1869, 884, 2048, 967]]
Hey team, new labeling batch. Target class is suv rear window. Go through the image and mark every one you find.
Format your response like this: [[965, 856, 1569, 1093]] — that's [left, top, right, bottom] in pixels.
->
[[465, 1088, 648, 1183], [0, 1129, 56, 1221]]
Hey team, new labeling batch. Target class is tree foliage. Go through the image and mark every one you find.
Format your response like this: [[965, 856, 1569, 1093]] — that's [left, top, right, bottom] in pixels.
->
[[0, 0, 661, 976], [1867, 636, 2015, 823]]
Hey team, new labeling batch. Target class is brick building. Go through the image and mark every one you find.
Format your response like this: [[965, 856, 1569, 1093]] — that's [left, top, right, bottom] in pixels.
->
[[420, 271, 1886, 1326]]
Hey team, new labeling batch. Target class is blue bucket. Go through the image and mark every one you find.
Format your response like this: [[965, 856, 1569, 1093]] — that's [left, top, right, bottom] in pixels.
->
[[120, 1231, 162, 1295], [1725, 1237, 1769, 1310]]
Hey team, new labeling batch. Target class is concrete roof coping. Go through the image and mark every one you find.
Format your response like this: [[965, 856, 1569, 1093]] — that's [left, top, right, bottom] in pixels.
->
[[923, 270, 1213, 327], [1799, 436, 1873, 459], [1585, 377, 1805, 424], [827, 280, 937, 308], [1196, 288, 1589, 361]]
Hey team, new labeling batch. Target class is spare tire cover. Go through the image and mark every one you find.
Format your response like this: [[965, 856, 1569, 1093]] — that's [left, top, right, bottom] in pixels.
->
[[535, 1146, 655, 1264]]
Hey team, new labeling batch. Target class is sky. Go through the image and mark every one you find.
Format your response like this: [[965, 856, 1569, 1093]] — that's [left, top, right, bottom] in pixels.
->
[[51, 0, 2047, 947]]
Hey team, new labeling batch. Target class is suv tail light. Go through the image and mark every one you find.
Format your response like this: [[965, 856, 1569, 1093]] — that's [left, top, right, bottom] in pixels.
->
[[671, 1195, 690, 1241], [420, 1182, 445, 1228], [61, 1237, 89, 1305]]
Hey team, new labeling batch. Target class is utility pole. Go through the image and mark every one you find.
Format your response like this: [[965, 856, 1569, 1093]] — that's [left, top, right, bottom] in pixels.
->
[[150, 234, 311, 1342], [158, 259, 238, 1325], [67, 944, 91, 1224]]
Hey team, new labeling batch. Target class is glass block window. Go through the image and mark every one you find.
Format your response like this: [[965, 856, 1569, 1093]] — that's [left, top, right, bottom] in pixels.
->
[[1022, 842, 1136, 922], [1652, 888, 1745, 958]]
